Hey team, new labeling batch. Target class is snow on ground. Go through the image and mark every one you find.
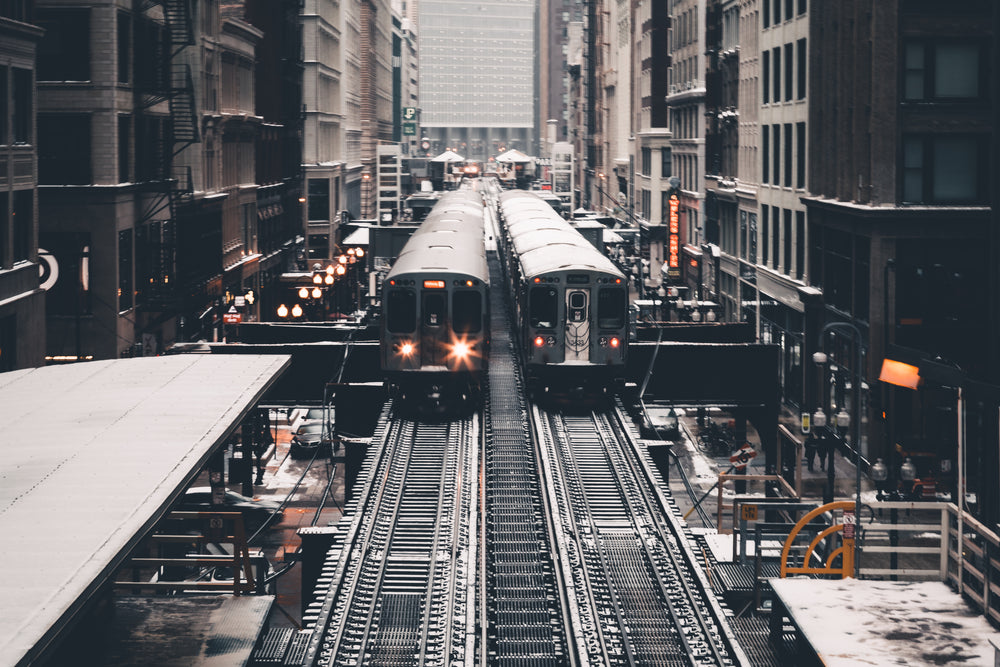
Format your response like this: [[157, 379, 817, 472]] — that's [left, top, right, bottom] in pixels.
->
[[771, 578, 1000, 666]]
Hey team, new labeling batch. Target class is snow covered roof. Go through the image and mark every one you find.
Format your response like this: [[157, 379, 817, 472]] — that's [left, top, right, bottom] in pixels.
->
[[0, 354, 291, 666], [430, 150, 465, 162], [770, 578, 1000, 665]]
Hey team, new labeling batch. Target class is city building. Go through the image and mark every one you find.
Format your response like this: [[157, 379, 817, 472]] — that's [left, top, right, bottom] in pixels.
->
[[803, 0, 997, 517], [302, 0, 394, 268], [239, 0, 306, 326], [417, 0, 537, 161], [0, 2, 45, 370]]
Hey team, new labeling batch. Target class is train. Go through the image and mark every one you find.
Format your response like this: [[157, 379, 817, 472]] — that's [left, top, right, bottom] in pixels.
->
[[496, 189, 629, 403], [380, 187, 490, 414]]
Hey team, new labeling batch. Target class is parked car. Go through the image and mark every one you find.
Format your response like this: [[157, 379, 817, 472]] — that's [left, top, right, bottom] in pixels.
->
[[289, 422, 333, 459], [290, 407, 327, 433], [178, 487, 283, 532]]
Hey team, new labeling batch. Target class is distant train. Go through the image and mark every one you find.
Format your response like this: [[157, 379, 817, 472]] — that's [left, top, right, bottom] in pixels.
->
[[380, 188, 490, 414], [497, 189, 629, 403]]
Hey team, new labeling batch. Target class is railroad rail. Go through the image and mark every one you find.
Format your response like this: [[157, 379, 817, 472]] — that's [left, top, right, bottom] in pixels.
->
[[301, 411, 479, 666], [533, 404, 749, 666]]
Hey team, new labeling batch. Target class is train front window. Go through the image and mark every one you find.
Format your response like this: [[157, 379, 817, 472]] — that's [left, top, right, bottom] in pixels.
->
[[529, 286, 558, 328], [423, 292, 446, 326], [386, 288, 416, 333], [597, 287, 626, 328], [452, 291, 481, 333]]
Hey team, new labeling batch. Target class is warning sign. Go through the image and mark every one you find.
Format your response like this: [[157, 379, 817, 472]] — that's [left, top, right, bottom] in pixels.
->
[[223, 305, 242, 324], [729, 444, 757, 469]]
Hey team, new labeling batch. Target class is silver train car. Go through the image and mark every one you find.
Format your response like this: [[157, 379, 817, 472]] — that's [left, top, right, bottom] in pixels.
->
[[497, 190, 628, 402], [380, 189, 490, 413]]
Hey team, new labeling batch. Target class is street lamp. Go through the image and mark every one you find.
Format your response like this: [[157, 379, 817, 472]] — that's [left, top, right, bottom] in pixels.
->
[[814, 321, 865, 577], [870, 458, 888, 500]]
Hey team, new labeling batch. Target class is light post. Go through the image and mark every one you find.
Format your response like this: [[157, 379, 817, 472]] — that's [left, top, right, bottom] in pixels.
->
[[813, 320, 865, 577]]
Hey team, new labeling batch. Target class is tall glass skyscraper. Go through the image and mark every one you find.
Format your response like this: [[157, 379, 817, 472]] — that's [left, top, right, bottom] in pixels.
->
[[418, 0, 537, 160]]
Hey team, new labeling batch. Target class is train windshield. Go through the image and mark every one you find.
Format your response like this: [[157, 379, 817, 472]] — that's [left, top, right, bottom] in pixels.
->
[[452, 291, 482, 333], [529, 286, 558, 328], [597, 287, 627, 328], [386, 288, 416, 333]]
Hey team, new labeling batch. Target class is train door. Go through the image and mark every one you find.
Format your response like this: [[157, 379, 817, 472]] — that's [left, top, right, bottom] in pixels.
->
[[564, 288, 591, 362], [421, 290, 448, 366]]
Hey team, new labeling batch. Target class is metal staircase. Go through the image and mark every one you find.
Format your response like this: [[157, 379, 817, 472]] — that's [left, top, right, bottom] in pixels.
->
[[134, 0, 200, 313]]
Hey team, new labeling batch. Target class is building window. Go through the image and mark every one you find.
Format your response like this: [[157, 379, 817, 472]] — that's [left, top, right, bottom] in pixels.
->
[[762, 50, 770, 103], [0, 67, 7, 145], [641, 147, 651, 176], [796, 211, 806, 280], [136, 115, 167, 182], [796, 122, 806, 188], [762, 125, 770, 184], [36, 8, 91, 82], [749, 213, 758, 264], [242, 203, 254, 253], [117, 11, 131, 84], [38, 113, 91, 185], [798, 0, 807, 14], [772, 208, 781, 270], [761, 205, 770, 266], [904, 42, 984, 101], [784, 43, 794, 101], [661, 148, 672, 177], [783, 208, 792, 275], [772, 124, 780, 185], [13, 189, 31, 262], [763, 0, 771, 28], [783, 124, 792, 187], [308, 179, 330, 221], [0, 192, 6, 267], [118, 115, 131, 183], [773, 48, 781, 104], [797, 39, 807, 100], [739, 210, 748, 261], [119, 229, 133, 312], [902, 135, 986, 204], [12, 68, 31, 144]]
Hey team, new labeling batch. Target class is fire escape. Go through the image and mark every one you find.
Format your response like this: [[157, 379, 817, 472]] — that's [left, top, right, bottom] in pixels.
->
[[135, 0, 200, 313]]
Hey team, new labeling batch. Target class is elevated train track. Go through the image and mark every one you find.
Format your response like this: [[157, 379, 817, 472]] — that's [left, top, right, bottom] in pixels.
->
[[297, 196, 749, 666], [301, 412, 479, 666]]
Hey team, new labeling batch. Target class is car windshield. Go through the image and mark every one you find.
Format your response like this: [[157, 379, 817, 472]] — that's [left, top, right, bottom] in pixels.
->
[[304, 409, 325, 421], [297, 423, 325, 435]]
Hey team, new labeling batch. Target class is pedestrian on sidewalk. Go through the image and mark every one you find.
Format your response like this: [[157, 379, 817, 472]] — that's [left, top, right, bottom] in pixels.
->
[[818, 433, 834, 472], [805, 434, 819, 472]]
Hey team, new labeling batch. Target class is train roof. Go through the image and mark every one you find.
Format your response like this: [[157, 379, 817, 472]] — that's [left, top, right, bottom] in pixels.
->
[[499, 191, 624, 280], [386, 192, 489, 283]]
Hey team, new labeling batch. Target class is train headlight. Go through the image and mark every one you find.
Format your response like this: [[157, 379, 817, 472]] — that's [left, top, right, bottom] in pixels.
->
[[452, 341, 471, 359], [610, 337, 621, 348], [534, 336, 545, 348], [399, 342, 415, 356]]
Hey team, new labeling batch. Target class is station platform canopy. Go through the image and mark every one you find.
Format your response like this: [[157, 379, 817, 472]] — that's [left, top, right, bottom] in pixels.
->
[[0, 353, 291, 667]]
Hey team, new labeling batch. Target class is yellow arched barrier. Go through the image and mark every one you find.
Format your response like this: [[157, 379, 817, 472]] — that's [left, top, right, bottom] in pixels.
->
[[779, 500, 856, 579]]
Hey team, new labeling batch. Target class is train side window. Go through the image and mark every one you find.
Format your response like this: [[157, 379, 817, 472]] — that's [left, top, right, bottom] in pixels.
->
[[452, 291, 482, 333], [423, 292, 446, 326], [597, 287, 626, 328], [529, 286, 558, 328], [386, 288, 416, 333]]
